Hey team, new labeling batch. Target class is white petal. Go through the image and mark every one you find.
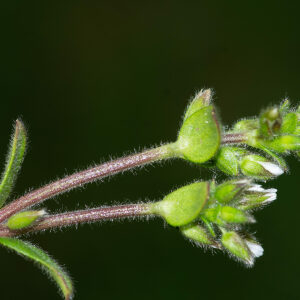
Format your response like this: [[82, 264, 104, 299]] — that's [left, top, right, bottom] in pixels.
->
[[264, 192, 277, 203], [246, 241, 264, 258], [257, 161, 284, 176], [248, 184, 264, 192]]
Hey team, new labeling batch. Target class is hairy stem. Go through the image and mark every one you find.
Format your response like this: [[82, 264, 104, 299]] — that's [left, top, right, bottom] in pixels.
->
[[222, 133, 248, 144], [0, 203, 154, 237], [0, 144, 176, 223]]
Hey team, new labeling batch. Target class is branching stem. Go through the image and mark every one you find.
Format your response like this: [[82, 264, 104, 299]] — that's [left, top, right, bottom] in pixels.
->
[[0, 133, 246, 224], [0, 144, 176, 223]]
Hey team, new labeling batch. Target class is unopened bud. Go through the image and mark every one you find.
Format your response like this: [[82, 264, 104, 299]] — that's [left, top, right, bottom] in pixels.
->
[[221, 231, 254, 266], [240, 154, 284, 180], [203, 206, 254, 226], [180, 223, 218, 248], [214, 179, 251, 204], [215, 147, 248, 176], [259, 107, 282, 137], [238, 184, 277, 210], [7, 210, 46, 230]]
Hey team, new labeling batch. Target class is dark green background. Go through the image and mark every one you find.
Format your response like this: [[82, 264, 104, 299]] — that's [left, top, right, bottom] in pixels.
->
[[1, 1, 299, 299]]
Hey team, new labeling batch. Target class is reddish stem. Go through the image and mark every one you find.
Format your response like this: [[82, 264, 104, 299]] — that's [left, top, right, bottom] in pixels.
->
[[0, 203, 153, 237], [0, 146, 171, 223]]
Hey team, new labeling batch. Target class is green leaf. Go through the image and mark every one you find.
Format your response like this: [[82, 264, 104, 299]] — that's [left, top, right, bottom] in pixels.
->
[[153, 182, 210, 226], [0, 237, 73, 300], [0, 120, 27, 207], [177, 106, 221, 164]]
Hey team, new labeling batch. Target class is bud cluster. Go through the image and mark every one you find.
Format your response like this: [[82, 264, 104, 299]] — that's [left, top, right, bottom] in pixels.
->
[[215, 99, 300, 180], [153, 179, 277, 266]]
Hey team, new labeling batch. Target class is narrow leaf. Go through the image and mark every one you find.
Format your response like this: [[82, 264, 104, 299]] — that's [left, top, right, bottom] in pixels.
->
[[0, 237, 73, 300], [0, 120, 27, 207]]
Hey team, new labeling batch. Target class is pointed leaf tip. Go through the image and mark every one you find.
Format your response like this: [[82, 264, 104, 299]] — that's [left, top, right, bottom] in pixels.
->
[[0, 237, 73, 300], [0, 120, 27, 207]]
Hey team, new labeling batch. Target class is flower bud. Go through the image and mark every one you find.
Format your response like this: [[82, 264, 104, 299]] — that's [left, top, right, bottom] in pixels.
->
[[183, 89, 212, 121], [244, 236, 264, 258], [215, 147, 248, 176], [259, 107, 282, 137], [7, 210, 46, 230], [153, 182, 210, 227], [221, 231, 254, 266], [203, 206, 254, 226], [180, 223, 219, 248], [240, 154, 284, 180], [214, 179, 251, 204], [237, 184, 277, 211]]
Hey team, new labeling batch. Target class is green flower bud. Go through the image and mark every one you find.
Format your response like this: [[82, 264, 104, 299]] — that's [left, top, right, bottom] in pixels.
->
[[280, 112, 298, 134], [237, 184, 277, 211], [7, 210, 46, 230], [180, 223, 219, 248], [221, 231, 254, 266], [264, 135, 300, 153], [203, 206, 254, 226], [259, 107, 282, 137], [177, 105, 221, 164], [215, 147, 248, 176], [240, 154, 284, 180], [183, 89, 212, 121], [153, 182, 210, 227], [214, 179, 251, 204]]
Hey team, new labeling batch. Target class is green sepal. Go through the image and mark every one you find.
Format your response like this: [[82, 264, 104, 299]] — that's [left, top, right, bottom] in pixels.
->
[[233, 119, 259, 132], [203, 206, 254, 226], [153, 182, 210, 227], [183, 89, 212, 121], [279, 99, 290, 113], [280, 112, 298, 134], [177, 106, 221, 164], [180, 223, 218, 247], [7, 210, 46, 230], [263, 135, 300, 153], [215, 147, 247, 176], [0, 120, 27, 207], [214, 179, 250, 204], [221, 231, 253, 266], [0, 237, 73, 300], [256, 144, 288, 170]]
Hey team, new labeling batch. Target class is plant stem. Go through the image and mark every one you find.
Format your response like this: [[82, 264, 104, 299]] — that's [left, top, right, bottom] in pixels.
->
[[0, 133, 246, 224], [0, 144, 177, 223], [221, 133, 248, 144], [0, 203, 154, 237]]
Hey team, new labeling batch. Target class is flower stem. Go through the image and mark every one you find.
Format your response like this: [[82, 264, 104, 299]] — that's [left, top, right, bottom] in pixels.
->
[[0, 203, 154, 237], [222, 133, 248, 144], [0, 144, 177, 223]]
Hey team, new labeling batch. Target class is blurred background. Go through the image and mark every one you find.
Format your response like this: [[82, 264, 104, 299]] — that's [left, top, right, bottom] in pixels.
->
[[1, 1, 300, 299]]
